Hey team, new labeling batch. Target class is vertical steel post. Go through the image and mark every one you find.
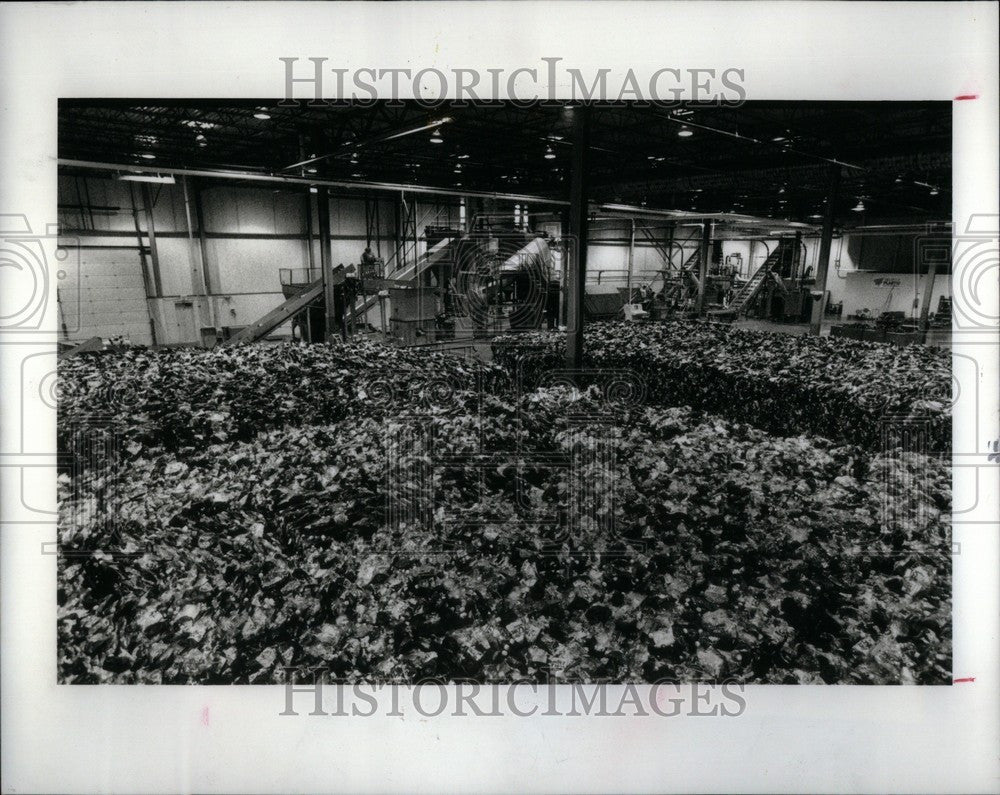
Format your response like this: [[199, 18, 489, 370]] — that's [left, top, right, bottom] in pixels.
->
[[566, 105, 591, 372], [139, 183, 163, 297], [810, 164, 842, 335], [128, 183, 159, 345], [919, 253, 939, 332], [695, 221, 712, 314], [318, 188, 336, 341], [191, 179, 218, 329], [626, 218, 636, 301], [793, 230, 803, 280], [304, 189, 316, 279]]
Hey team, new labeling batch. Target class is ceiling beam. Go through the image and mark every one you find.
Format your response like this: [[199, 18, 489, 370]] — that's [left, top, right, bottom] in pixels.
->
[[58, 158, 569, 205]]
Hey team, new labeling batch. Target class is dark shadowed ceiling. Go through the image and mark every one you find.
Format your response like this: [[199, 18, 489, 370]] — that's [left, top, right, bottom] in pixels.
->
[[59, 100, 951, 227]]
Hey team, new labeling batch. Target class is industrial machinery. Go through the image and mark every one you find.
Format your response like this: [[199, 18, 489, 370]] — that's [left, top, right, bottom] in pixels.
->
[[708, 238, 812, 322], [225, 221, 558, 347]]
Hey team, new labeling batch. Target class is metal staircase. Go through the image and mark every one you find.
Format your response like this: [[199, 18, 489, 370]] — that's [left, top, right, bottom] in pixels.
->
[[724, 239, 795, 316]]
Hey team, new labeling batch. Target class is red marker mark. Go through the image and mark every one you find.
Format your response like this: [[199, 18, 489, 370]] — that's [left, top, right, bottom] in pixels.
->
[[954, 95, 979, 101], [953, 676, 976, 683], [200, 705, 211, 726]]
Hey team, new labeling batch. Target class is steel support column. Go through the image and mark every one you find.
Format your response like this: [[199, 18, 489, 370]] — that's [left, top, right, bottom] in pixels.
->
[[304, 189, 316, 278], [809, 164, 842, 335], [139, 183, 163, 296], [918, 252, 939, 332], [181, 177, 213, 333], [695, 221, 712, 314], [626, 218, 636, 300], [566, 106, 591, 372], [191, 179, 218, 329], [794, 230, 803, 280], [128, 183, 159, 345], [318, 188, 338, 340]]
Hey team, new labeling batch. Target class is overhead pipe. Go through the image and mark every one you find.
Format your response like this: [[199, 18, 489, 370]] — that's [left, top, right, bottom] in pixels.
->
[[58, 158, 569, 206]]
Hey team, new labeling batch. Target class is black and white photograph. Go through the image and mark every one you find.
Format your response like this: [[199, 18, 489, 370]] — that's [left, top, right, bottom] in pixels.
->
[[56, 99, 953, 685], [2, 3, 997, 792]]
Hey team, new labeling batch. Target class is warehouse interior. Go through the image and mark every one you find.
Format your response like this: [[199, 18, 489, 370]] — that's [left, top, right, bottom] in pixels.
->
[[57, 100, 954, 685], [56, 100, 952, 352]]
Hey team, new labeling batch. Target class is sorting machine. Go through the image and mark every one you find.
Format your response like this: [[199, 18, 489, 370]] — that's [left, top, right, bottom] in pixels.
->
[[223, 225, 560, 346]]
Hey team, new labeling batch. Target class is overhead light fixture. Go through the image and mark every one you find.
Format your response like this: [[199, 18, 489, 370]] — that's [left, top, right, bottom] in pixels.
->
[[809, 212, 823, 219], [309, 186, 318, 194], [116, 172, 175, 184], [457, 153, 470, 160], [929, 187, 939, 196], [772, 135, 787, 142], [182, 120, 218, 130], [139, 153, 156, 160], [351, 172, 363, 178], [281, 121, 454, 172], [195, 134, 206, 142], [253, 107, 271, 120], [894, 175, 903, 184], [852, 199, 866, 212], [306, 167, 317, 174], [544, 146, 556, 159], [677, 126, 694, 138]]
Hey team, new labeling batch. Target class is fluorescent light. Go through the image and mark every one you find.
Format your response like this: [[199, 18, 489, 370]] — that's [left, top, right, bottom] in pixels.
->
[[544, 146, 556, 159], [677, 126, 693, 138], [116, 173, 175, 184], [430, 128, 444, 144], [929, 187, 939, 196], [254, 107, 271, 120], [852, 200, 865, 212]]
